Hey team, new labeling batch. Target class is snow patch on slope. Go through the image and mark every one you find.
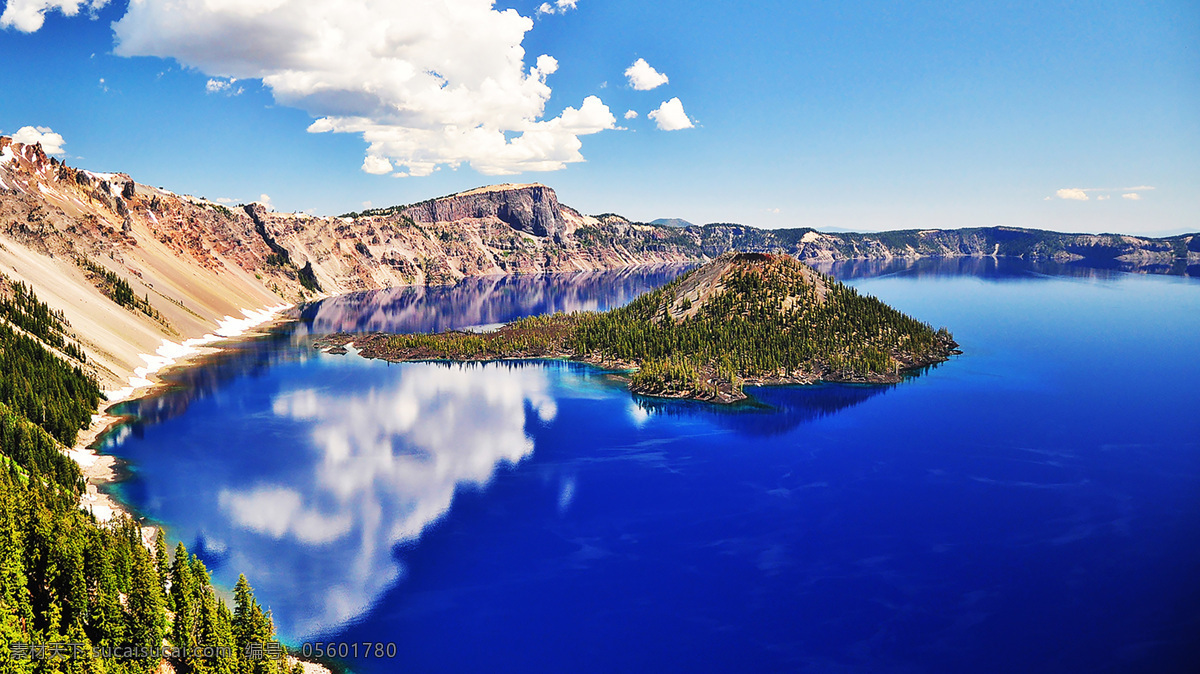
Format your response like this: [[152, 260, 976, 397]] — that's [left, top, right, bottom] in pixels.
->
[[103, 303, 292, 402]]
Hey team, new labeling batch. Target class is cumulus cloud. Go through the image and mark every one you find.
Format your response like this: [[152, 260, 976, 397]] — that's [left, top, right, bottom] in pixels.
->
[[648, 97, 694, 131], [12, 125, 66, 154], [361, 155, 393, 175], [624, 109, 638, 120], [0, 0, 108, 32], [1097, 194, 1110, 201], [625, 58, 669, 90], [1056, 188, 1089, 201], [257, 193, 273, 210], [1122, 192, 1141, 200], [110, 0, 614, 176], [537, 0, 577, 15]]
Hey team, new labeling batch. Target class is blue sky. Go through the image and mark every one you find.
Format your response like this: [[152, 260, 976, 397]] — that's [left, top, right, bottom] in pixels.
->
[[1, 0, 1196, 234]]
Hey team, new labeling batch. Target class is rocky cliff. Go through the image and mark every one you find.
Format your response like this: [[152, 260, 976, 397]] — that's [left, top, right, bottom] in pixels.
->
[[401, 183, 568, 238], [0, 137, 694, 393]]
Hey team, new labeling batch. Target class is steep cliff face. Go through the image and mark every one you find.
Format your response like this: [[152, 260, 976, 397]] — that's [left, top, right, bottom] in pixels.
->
[[402, 183, 568, 238], [255, 184, 692, 291]]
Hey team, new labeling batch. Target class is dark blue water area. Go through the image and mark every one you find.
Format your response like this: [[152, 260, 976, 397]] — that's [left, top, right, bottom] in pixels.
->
[[99, 261, 1200, 673]]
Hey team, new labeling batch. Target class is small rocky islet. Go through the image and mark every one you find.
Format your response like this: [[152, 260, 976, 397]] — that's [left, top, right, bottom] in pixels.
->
[[315, 252, 961, 403]]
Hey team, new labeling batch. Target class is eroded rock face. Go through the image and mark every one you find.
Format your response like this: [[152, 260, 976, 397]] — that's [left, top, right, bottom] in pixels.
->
[[403, 184, 566, 238]]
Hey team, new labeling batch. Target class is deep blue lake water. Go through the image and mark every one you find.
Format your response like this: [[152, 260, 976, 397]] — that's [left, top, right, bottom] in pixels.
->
[[100, 261, 1200, 673]]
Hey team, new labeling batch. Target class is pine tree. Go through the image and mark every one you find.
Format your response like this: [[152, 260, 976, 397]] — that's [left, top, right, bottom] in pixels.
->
[[125, 545, 166, 674], [154, 528, 170, 603]]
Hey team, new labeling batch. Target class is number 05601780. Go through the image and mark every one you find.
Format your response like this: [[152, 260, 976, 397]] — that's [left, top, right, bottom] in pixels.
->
[[301, 642, 397, 659]]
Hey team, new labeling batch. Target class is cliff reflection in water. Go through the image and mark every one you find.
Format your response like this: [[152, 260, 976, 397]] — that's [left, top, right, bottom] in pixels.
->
[[296, 264, 691, 334], [111, 265, 689, 431]]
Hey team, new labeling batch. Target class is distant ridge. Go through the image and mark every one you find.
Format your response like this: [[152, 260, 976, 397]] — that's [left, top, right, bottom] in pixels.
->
[[651, 217, 695, 228]]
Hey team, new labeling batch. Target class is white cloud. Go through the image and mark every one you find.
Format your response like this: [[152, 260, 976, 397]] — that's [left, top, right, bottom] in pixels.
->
[[219, 486, 353, 544], [0, 0, 108, 32], [625, 58, 669, 90], [1055, 188, 1089, 201], [361, 155, 393, 175], [361, 200, 372, 209], [205, 77, 243, 95], [111, 0, 614, 177], [12, 125, 66, 154], [537, 0, 577, 15], [216, 197, 235, 203], [624, 109, 638, 120], [258, 193, 273, 210], [1052, 186, 1155, 201], [648, 97, 693, 131]]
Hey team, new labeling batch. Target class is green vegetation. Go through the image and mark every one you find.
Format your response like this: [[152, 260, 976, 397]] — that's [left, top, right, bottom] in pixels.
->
[[573, 254, 952, 397], [0, 278, 86, 362], [77, 257, 165, 324], [346, 254, 956, 401], [0, 321, 100, 448], [0, 282, 302, 673], [0, 466, 299, 673]]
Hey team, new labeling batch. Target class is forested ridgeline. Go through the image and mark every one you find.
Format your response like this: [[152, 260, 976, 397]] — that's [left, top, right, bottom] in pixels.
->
[[0, 281, 302, 673], [322, 253, 959, 402]]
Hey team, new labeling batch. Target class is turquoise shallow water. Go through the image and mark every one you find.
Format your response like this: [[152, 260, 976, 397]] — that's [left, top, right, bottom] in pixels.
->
[[102, 262, 1200, 673]]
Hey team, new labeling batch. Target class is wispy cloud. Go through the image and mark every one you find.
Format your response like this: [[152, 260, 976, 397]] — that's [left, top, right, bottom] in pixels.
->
[[1051, 186, 1155, 201], [0, 0, 109, 33], [537, 0, 577, 16], [1056, 188, 1089, 201], [205, 77, 243, 96]]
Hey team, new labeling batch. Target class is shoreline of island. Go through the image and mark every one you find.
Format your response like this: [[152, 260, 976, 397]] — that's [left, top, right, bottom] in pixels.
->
[[312, 329, 960, 405]]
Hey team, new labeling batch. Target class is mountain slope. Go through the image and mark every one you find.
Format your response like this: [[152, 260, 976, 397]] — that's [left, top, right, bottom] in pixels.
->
[[0, 137, 694, 394]]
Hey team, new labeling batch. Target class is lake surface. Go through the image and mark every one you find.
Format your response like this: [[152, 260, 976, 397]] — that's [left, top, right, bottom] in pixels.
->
[[100, 261, 1200, 673]]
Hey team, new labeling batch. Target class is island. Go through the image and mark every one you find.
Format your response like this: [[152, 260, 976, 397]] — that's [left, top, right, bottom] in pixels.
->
[[315, 253, 960, 403]]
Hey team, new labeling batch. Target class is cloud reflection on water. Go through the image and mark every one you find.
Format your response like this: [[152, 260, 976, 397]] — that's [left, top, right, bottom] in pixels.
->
[[214, 361, 556, 635]]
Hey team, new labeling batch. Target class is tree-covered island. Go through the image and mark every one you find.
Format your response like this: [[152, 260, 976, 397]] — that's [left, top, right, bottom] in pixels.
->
[[315, 253, 960, 402]]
